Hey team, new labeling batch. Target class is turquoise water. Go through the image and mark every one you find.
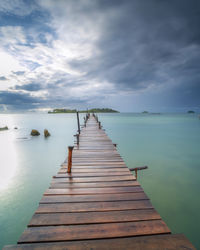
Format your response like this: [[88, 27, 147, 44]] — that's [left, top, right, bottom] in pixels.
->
[[0, 113, 200, 248]]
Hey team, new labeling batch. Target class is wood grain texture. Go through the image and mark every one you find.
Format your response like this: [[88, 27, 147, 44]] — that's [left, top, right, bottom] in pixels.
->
[[40, 192, 149, 203], [36, 200, 154, 213], [29, 209, 160, 226], [4, 234, 195, 250], [44, 186, 143, 195], [18, 220, 170, 243], [52, 175, 136, 182], [49, 180, 140, 188]]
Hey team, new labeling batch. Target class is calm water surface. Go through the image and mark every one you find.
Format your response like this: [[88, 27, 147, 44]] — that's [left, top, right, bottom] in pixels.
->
[[0, 113, 199, 248]]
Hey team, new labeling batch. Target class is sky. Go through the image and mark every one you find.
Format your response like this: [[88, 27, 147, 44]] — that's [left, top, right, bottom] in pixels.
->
[[0, 0, 200, 112]]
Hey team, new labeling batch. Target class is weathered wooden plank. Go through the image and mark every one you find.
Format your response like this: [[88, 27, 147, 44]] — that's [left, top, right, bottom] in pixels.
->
[[29, 209, 160, 226], [4, 234, 195, 250], [61, 165, 127, 169], [71, 158, 123, 161], [18, 220, 170, 243], [62, 165, 127, 169], [66, 162, 126, 166], [52, 175, 136, 183], [58, 168, 130, 173], [44, 186, 143, 195], [36, 200, 153, 213], [40, 192, 149, 203], [50, 180, 140, 188], [54, 172, 132, 178], [71, 159, 124, 161]]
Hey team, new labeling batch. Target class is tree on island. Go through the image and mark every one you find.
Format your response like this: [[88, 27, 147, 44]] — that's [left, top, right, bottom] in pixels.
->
[[187, 110, 195, 113], [0, 126, 8, 131], [48, 108, 119, 113]]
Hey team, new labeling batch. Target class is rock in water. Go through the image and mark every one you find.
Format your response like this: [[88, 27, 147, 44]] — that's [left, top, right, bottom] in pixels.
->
[[44, 129, 50, 137], [31, 129, 40, 136]]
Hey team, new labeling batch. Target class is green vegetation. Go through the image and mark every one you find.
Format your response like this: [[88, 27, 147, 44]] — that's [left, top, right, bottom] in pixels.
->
[[48, 108, 119, 113], [48, 109, 77, 113], [187, 110, 195, 113], [84, 108, 119, 113], [0, 126, 8, 131]]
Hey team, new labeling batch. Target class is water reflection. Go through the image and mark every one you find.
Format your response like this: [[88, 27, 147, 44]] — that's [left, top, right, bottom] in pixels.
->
[[0, 130, 18, 190]]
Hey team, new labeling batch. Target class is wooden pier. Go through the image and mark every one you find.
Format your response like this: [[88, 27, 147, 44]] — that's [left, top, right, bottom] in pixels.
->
[[4, 115, 195, 249]]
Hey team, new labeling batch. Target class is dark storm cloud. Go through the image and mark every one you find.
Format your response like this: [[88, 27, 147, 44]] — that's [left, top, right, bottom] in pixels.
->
[[14, 83, 42, 91], [0, 76, 7, 80], [0, 91, 42, 109], [69, 0, 200, 104], [12, 71, 25, 75], [0, 89, 93, 110], [1, 0, 200, 111], [0, 91, 38, 104]]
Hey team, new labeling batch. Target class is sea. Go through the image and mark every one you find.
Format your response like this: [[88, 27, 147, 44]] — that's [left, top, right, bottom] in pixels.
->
[[0, 113, 199, 248]]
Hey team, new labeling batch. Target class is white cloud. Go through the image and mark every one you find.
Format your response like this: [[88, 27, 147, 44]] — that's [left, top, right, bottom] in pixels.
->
[[0, 1, 139, 109], [0, 26, 26, 45], [0, 0, 36, 16], [0, 49, 26, 90]]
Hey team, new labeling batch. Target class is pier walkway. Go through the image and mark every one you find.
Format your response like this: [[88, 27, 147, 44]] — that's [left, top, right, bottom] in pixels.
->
[[4, 115, 195, 249]]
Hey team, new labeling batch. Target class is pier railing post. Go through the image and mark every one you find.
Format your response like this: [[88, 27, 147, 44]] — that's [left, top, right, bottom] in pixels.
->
[[135, 169, 138, 180], [67, 146, 74, 173], [74, 134, 79, 145], [99, 121, 101, 129], [84, 117, 86, 127], [129, 166, 148, 180], [76, 111, 80, 134], [76, 134, 79, 145]]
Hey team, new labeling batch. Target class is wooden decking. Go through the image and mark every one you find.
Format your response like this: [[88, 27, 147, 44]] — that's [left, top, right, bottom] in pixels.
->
[[4, 116, 195, 249]]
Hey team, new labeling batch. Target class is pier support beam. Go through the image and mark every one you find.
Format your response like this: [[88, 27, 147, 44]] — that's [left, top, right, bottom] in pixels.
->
[[76, 111, 80, 134], [67, 146, 74, 173]]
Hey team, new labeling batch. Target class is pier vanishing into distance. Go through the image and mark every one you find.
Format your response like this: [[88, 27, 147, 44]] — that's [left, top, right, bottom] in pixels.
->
[[4, 114, 195, 249]]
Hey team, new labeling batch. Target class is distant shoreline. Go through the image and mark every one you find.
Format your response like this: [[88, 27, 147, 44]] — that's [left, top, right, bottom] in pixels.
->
[[48, 108, 119, 114]]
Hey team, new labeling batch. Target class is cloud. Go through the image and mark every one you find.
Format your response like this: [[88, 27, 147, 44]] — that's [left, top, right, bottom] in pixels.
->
[[0, 0, 200, 111], [0, 26, 26, 45], [12, 71, 25, 76], [14, 83, 42, 91], [0, 76, 7, 81], [0, 0, 37, 16], [0, 90, 42, 109]]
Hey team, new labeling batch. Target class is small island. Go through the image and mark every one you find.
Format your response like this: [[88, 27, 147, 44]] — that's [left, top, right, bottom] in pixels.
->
[[0, 126, 8, 131], [48, 108, 119, 114], [187, 110, 195, 114]]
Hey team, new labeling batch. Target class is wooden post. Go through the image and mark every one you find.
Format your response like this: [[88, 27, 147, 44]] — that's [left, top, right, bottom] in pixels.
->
[[135, 169, 138, 180], [76, 134, 79, 145], [76, 111, 80, 134], [67, 146, 74, 173], [84, 117, 86, 127], [113, 143, 117, 147], [74, 134, 79, 145], [129, 166, 148, 180], [99, 121, 101, 129]]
